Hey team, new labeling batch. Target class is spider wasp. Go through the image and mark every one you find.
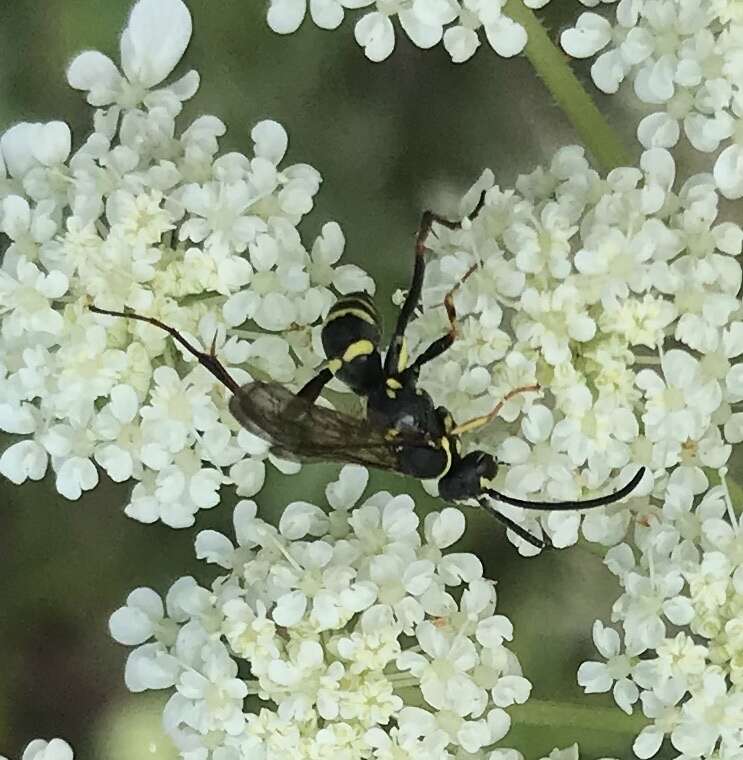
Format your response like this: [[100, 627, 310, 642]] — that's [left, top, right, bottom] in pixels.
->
[[90, 194, 644, 549]]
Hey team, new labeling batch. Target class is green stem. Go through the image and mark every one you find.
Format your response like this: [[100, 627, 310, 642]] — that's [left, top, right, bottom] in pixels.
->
[[509, 698, 648, 734], [177, 290, 226, 306], [728, 479, 743, 516], [503, 0, 633, 173], [707, 469, 743, 517], [388, 690, 648, 735]]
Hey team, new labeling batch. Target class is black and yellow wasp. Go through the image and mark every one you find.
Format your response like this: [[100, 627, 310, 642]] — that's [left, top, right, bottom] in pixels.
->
[[90, 195, 644, 549]]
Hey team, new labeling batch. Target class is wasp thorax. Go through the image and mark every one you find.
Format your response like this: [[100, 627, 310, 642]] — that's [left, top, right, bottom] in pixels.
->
[[438, 450, 498, 502]]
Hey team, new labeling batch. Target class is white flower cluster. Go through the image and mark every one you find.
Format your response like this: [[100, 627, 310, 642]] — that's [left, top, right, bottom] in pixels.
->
[[577, 469, 743, 759], [0, 739, 74, 760], [408, 145, 742, 552], [0, 0, 372, 527], [109, 465, 531, 759], [266, 0, 543, 63], [410, 149, 743, 758], [560, 0, 743, 199]]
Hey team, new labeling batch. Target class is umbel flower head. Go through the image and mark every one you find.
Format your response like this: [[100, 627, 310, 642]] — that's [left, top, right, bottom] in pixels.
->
[[576, 471, 743, 760], [407, 150, 743, 759], [407, 146, 742, 551], [560, 0, 743, 199], [265, 0, 538, 63], [109, 465, 531, 759], [0, 0, 372, 527]]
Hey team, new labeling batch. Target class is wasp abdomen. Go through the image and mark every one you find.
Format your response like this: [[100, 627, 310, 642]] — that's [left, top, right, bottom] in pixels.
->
[[322, 292, 384, 395]]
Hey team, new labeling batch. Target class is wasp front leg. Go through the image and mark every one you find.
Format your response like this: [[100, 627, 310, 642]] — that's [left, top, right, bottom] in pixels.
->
[[384, 191, 487, 378], [405, 263, 480, 376]]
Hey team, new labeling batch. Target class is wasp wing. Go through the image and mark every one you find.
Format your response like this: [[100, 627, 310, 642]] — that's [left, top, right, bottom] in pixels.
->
[[228, 381, 431, 471]]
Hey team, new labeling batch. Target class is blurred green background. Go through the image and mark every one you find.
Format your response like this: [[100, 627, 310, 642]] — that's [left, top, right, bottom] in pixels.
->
[[0, 2, 668, 759]]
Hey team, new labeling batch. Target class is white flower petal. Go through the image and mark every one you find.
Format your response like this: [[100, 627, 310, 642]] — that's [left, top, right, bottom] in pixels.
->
[[484, 16, 527, 58], [354, 12, 395, 62], [272, 590, 307, 627], [310, 0, 344, 29], [279, 501, 329, 539], [637, 112, 679, 149], [714, 143, 743, 200], [251, 120, 288, 165], [325, 464, 368, 509], [443, 26, 480, 63], [399, 9, 441, 49], [426, 507, 465, 548], [0, 440, 47, 484], [267, 0, 306, 33], [66, 51, 122, 104], [121, 0, 193, 88], [561, 13, 612, 59], [194, 529, 235, 568]]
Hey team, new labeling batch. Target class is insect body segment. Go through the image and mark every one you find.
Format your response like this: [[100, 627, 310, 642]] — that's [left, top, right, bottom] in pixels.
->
[[228, 380, 434, 470], [369, 379, 452, 479], [321, 291, 384, 396]]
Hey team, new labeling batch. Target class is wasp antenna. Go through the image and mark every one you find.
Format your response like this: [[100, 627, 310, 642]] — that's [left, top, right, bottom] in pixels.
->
[[88, 305, 242, 395], [484, 467, 646, 512], [473, 497, 551, 549]]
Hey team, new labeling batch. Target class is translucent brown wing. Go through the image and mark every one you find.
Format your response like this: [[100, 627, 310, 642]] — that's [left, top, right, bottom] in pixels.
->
[[228, 381, 432, 471]]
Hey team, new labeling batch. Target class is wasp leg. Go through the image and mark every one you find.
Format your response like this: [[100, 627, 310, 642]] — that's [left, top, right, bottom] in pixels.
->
[[384, 191, 487, 377], [449, 384, 540, 437], [297, 367, 333, 403], [88, 305, 242, 395], [408, 264, 479, 374], [474, 497, 551, 549]]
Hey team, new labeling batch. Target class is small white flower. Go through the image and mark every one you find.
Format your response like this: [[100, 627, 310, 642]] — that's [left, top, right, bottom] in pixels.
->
[[0, 257, 68, 338], [671, 669, 743, 757], [636, 349, 722, 447], [67, 0, 196, 108], [20, 739, 74, 760], [577, 621, 640, 714], [397, 620, 485, 716], [499, 405, 573, 496], [516, 282, 596, 365]]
